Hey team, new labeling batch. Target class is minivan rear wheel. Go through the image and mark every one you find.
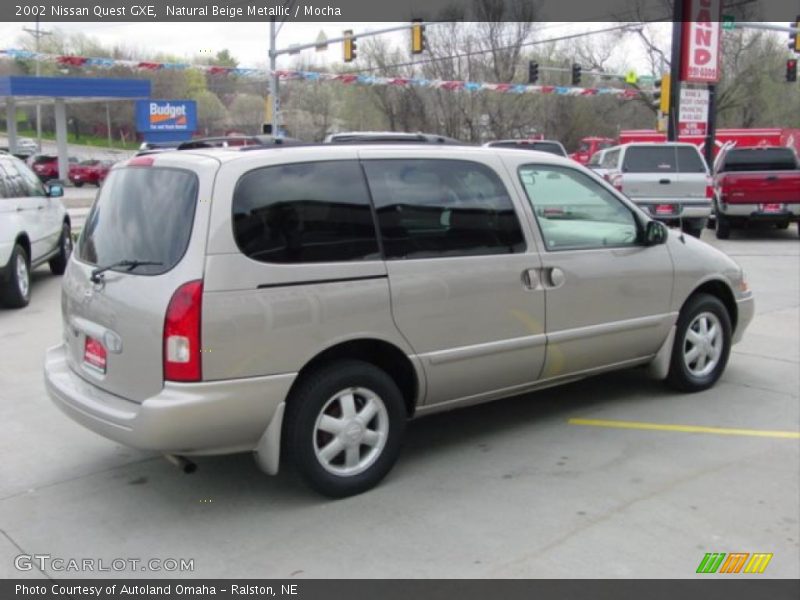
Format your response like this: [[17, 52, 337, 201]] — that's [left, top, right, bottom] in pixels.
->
[[1, 244, 31, 309], [666, 293, 731, 393], [284, 360, 406, 497]]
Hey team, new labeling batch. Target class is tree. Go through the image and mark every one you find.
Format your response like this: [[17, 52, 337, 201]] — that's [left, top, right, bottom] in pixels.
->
[[229, 94, 265, 133]]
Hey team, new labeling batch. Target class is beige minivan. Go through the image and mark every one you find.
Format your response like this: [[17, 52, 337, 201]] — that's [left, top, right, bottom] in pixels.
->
[[44, 143, 754, 497]]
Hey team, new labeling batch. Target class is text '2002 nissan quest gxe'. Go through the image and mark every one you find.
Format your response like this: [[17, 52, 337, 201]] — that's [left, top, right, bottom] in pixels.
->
[[44, 143, 754, 497]]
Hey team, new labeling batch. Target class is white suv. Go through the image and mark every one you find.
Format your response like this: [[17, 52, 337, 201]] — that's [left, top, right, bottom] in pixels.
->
[[0, 153, 72, 308]]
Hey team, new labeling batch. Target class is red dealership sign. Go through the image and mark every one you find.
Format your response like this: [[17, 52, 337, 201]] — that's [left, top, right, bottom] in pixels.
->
[[681, 0, 723, 83]]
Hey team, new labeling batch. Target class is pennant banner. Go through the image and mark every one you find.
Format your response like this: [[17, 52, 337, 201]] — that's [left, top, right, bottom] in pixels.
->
[[0, 48, 640, 99]]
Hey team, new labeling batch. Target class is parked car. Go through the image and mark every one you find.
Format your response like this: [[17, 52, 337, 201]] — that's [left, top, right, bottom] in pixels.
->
[[0, 154, 72, 308], [69, 160, 115, 187], [603, 143, 713, 238], [713, 146, 800, 239], [484, 139, 568, 157], [44, 143, 754, 497], [586, 147, 614, 179], [29, 155, 78, 182], [16, 137, 38, 155]]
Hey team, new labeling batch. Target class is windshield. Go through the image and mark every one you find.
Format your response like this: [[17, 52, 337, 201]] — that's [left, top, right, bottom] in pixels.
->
[[77, 167, 198, 275]]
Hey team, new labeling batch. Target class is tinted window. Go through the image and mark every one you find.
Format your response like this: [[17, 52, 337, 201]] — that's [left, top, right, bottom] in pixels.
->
[[721, 148, 798, 172], [232, 161, 379, 263], [676, 147, 707, 172], [0, 158, 29, 198], [78, 168, 198, 275], [519, 165, 639, 250], [363, 159, 525, 260], [624, 146, 679, 172], [10, 157, 45, 196]]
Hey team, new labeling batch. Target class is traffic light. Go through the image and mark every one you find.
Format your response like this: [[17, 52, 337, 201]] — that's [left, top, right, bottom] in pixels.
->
[[789, 16, 800, 53], [653, 73, 671, 113], [788, 58, 798, 82], [571, 63, 582, 86], [343, 29, 357, 63], [411, 19, 426, 54], [528, 61, 539, 84]]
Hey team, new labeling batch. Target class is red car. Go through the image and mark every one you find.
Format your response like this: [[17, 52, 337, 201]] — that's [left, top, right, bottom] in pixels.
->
[[69, 160, 114, 187], [30, 155, 78, 182]]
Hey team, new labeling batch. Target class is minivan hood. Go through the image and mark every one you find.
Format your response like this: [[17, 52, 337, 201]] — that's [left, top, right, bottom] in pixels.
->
[[665, 229, 744, 289]]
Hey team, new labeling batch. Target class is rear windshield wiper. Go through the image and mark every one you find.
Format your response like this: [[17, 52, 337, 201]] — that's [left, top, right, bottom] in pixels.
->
[[90, 260, 163, 283]]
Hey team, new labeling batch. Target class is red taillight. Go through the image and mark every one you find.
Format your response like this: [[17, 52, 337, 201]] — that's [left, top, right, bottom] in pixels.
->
[[608, 172, 623, 191], [163, 280, 203, 382], [705, 185, 714, 199]]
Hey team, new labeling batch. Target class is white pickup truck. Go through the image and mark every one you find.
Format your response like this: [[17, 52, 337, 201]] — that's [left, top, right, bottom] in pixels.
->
[[0, 153, 72, 308]]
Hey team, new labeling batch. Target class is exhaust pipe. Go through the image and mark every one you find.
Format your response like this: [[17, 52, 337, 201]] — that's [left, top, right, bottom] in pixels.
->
[[164, 454, 197, 474]]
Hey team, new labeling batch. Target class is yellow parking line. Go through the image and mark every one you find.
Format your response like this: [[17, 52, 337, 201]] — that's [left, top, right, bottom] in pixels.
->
[[567, 418, 800, 439]]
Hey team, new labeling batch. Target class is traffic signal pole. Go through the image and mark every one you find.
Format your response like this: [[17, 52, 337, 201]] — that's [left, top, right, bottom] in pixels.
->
[[667, 3, 684, 141], [704, 84, 716, 167], [269, 16, 278, 136]]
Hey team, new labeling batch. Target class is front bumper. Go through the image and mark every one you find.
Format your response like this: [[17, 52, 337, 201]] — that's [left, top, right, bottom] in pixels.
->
[[44, 343, 295, 456], [733, 292, 755, 345]]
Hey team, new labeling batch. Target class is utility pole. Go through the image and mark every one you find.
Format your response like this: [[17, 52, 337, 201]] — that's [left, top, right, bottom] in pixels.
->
[[268, 17, 279, 137], [704, 84, 717, 168], [667, 3, 684, 141], [23, 17, 51, 152]]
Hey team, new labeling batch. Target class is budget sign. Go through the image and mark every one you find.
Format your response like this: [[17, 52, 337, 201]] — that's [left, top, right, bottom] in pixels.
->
[[135, 100, 197, 141], [681, 0, 723, 83]]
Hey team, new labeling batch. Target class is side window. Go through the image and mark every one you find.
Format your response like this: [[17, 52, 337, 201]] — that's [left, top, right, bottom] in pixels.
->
[[232, 160, 379, 264], [601, 149, 619, 168], [0, 163, 9, 199], [518, 165, 639, 251], [0, 158, 27, 198], [11, 157, 46, 197], [362, 159, 525, 260]]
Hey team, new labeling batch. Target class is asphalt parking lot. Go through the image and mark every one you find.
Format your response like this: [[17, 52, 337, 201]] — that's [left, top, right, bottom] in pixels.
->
[[0, 227, 798, 579]]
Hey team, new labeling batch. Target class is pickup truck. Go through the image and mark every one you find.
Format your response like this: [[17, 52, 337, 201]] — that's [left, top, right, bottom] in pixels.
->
[[714, 146, 800, 239]]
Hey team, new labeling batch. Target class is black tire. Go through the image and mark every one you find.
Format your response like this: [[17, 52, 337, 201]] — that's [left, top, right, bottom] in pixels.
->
[[775, 222, 789, 230], [681, 221, 703, 238], [0, 244, 31, 309], [716, 214, 731, 239], [49, 222, 72, 276], [73, 181, 84, 188], [283, 360, 407, 498], [666, 293, 732, 393]]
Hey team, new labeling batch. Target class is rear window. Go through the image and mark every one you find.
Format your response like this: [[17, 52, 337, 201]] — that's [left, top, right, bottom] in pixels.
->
[[77, 167, 198, 275], [623, 146, 706, 173], [720, 148, 798, 172]]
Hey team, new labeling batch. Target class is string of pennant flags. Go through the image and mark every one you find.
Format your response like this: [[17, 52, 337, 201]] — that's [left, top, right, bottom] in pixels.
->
[[0, 47, 642, 100]]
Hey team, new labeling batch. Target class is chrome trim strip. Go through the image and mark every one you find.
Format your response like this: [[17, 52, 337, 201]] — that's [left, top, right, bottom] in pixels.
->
[[422, 333, 547, 366], [548, 313, 675, 345]]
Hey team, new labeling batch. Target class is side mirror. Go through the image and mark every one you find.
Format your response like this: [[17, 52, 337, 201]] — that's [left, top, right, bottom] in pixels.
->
[[47, 184, 64, 198], [644, 220, 668, 246]]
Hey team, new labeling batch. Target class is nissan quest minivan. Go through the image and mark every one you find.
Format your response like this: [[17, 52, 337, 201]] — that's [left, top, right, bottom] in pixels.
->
[[44, 143, 754, 497]]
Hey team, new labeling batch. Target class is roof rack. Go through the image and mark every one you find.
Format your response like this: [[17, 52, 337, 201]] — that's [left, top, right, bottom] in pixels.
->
[[324, 132, 466, 145], [135, 135, 305, 155]]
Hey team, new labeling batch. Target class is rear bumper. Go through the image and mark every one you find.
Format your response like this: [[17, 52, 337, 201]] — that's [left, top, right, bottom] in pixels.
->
[[44, 343, 296, 456], [634, 201, 712, 221], [718, 202, 800, 220], [733, 293, 755, 345]]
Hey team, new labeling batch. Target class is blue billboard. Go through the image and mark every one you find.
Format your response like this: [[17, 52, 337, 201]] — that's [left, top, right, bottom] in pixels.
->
[[135, 99, 197, 142]]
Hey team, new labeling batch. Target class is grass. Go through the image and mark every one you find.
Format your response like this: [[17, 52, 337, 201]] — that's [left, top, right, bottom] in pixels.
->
[[4, 128, 140, 151]]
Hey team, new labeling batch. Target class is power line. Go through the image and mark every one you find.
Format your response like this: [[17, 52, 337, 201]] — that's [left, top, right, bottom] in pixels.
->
[[344, 21, 661, 77]]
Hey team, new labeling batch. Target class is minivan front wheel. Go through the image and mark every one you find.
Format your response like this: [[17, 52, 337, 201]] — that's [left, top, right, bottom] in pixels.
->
[[284, 360, 406, 497], [667, 293, 731, 392]]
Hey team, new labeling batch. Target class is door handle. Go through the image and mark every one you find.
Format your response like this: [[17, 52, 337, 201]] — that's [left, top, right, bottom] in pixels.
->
[[16, 207, 24, 212], [659, 179, 671, 184], [37, 206, 45, 210], [521, 268, 539, 290]]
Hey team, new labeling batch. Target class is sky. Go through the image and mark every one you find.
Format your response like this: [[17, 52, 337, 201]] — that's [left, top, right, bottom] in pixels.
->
[[0, 21, 671, 76]]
